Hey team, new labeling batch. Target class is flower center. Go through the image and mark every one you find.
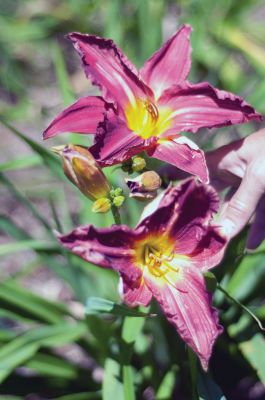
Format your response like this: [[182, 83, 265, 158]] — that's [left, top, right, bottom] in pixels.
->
[[144, 244, 177, 277], [125, 98, 172, 139]]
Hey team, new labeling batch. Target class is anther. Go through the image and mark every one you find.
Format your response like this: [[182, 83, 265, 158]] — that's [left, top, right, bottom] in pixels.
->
[[144, 100, 159, 121]]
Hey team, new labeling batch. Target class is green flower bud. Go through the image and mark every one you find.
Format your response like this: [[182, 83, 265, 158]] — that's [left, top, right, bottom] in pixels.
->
[[113, 187, 123, 196], [110, 187, 123, 199], [92, 198, 111, 213], [109, 189, 116, 199], [132, 156, 146, 172], [112, 195, 125, 208], [52, 144, 110, 201]]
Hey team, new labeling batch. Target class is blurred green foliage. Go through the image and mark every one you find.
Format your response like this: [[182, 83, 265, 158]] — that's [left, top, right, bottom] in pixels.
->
[[0, 0, 264, 399]]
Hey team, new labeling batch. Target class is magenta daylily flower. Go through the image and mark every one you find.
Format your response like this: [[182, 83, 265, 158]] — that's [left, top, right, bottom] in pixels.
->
[[43, 25, 261, 182], [58, 179, 226, 369]]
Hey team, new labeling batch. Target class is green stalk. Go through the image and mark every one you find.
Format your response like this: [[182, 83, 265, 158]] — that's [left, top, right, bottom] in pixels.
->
[[111, 205, 121, 225], [217, 284, 265, 331]]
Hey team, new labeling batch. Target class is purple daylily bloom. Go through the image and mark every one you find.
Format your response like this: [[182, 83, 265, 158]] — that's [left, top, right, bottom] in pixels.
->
[[43, 25, 261, 182], [58, 179, 227, 369]]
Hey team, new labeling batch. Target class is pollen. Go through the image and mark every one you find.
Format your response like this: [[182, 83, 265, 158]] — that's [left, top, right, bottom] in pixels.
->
[[125, 98, 172, 139]]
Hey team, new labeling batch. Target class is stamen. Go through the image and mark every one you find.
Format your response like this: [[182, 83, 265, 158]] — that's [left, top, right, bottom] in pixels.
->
[[143, 243, 178, 278], [144, 100, 159, 122], [163, 260, 179, 273]]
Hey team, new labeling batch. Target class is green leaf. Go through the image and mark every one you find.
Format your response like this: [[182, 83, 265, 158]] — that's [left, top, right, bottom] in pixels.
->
[[0, 343, 38, 384], [53, 43, 75, 106], [0, 215, 30, 240], [156, 366, 178, 400], [0, 118, 62, 177], [197, 371, 227, 400], [137, 0, 164, 63], [0, 280, 68, 324], [102, 358, 124, 400], [122, 316, 146, 345], [123, 365, 136, 400], [0, 240, 60, 256], [0, 323, 87, 384], [0, 172, 53, 234], [86, 297, 153, 317], [104, 0, 123, 45], [25, 353, 78, 379], [217, 284, 265, 331], [239, 334, 265, 384], [0, 154, 42, 172], [226, 249, 265, 301], [121, 317, 145, 400]]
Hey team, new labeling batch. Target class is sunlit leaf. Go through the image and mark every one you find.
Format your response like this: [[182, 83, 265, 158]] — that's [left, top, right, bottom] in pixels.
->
[[156, 365, 179, 400], [102, 358, 124, 400], [239, 334, 265, 384]]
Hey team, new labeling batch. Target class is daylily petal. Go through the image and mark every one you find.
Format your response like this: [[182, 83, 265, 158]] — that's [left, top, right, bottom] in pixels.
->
[[89, 116, 157, 167], [120, 277, 153, 307], [137, 179, 218, 235], [68, 33, 152, 110], [140, 25, 192, 99], [158, 81, 262, 134], [165, 181, 226, 261], [137, 180, 226, 268], [43, 96, 111, 139], [144, 265, 222, 370], [147, 136, 209, 183], [58, 224, 141, 281], [187, 227, 227, 271]]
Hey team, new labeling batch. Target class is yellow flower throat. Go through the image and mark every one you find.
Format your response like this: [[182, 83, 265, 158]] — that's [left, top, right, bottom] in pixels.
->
[[143, 244, 177, 277], [134, 235, 183, 281], [125, 98, 172, 139]]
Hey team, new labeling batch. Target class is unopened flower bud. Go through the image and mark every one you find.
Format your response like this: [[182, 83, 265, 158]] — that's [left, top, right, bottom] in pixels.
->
[[92, 198, 111, 213], [112, 195, 125, 208], [125, 171, 161, 201], [110, 187, 123, 199], [132, 156, 146, 172], [52, 144, 110, 201], [113, 187, 123, 196], [140, 171, 161, 191]]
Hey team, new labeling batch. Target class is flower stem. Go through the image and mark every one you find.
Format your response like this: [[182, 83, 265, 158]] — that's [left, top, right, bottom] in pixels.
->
[[111, 205, 121, 225], [217, 283, 265, 331]]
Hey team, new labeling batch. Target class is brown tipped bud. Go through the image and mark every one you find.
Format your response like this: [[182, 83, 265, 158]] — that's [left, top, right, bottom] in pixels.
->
[[140, 171, 161, 191], [125, 171, 161, 201], [52, 144, 110, 201], [132, 156, 146, 172], [92, 198, 111, 213]]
